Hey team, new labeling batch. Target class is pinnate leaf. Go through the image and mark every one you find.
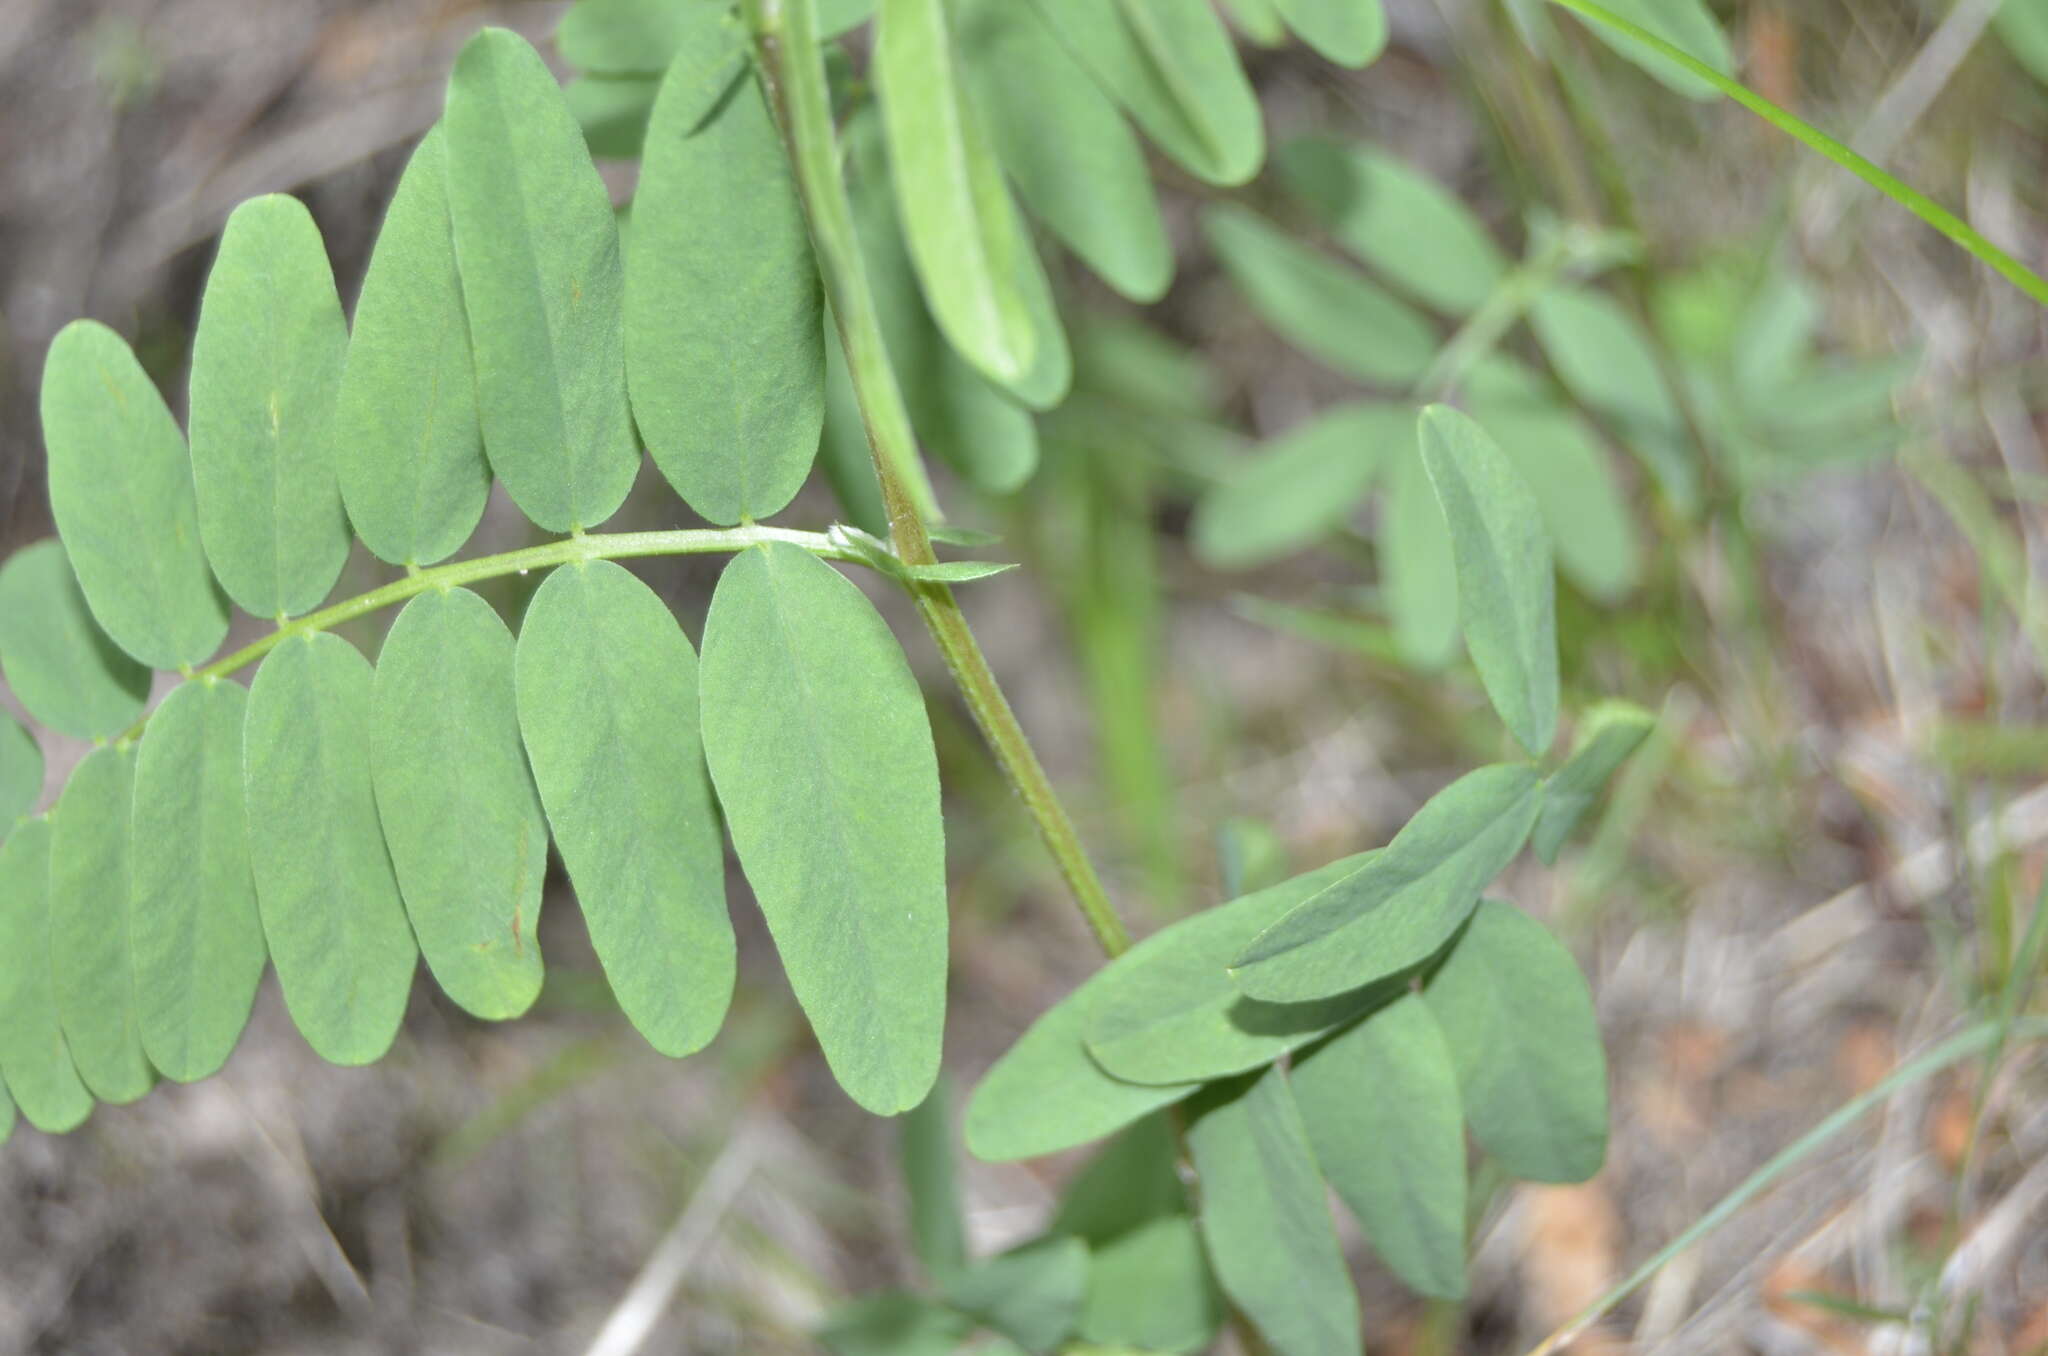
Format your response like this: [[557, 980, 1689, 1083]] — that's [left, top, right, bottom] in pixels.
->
[[1191, 401, 1408, 569], [1419, 404, 1559, 755], [1, 712, 42, 829], [40, 320, 228, 668], [50, 744, 152, 1103], [246, 634, 418, 1066], [1204, 205, 1437, 386], [1532, 700, 1655, 864], [0, 820, 94, 1134], [1083, 851, 1401, 1086], [1278, 136, 1504, 314], [700, 544, 947, 1115], [1383, 435, 1461, 668], [958, 0, 1171, 303], [334, 128, 490, 568], [375, 589, 547, 1022], [443, 27, 638, 533], [1529, 285, 1697, 512], [188, 193, 351, 619], [1186, 1066, 1361, 1356], [627, 54, 820, 525], [1273, 0, 1387, 68], [1231, 763, 1544, 1002], [1026, 0, 1263, 187], [0, 542, 150, 740], [131, 678, 267, 1083], [940, 1237, 1088, 1354], [515, 561, 732, 1057], [1575, 0, 1734, 102], [1292, 994, 1468, 1298], [877, 0, 1045, 394], [1425, 899, 1608, 1183]]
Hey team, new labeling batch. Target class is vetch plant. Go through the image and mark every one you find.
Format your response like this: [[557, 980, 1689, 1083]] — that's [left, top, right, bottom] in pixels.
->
[[5, 0, 2047, 1350]]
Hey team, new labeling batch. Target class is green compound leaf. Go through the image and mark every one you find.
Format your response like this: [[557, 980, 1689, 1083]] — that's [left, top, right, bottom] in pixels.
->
[[1026, 0, 1263, 187], [0, 820, 94, 1134], [374, 589, 547, 1022], [40, 320, 228, 669], [818, 1293, 971, 1356], [566, 75, 660, 159], [1465, 358, 1639, 603], [1191, 401, 1409, 570], [1419, 404, 1560, 756], [1529, 285, 1697, 513], [700, 544, 947, 1115], [1204, 204, 1437, 386], [50, 744, 152, 1103], [941, 1237, 1089, 1354], [558, 0, 729, 75], [877, 0, 1043, 393], [1277, 136, 1505, 314], [964, 964, 1198, 1162], [1084, 852, 1403, 1086], [245, 634, 418, 1066], [1053, 1119, 1224, 1353], [0, 713, 38, 831], [1272, 0, 1387, 68], [1222, 0, 1288, 43], [1576, 0, 1733, 102], [1292, 993, 1468, 1299], [515, 561, 732, 1057], [187, 193, 351, 619], [334, 128, 491, 568], [1186, 1066, 1361, 1356], [1997, 0, 2048, 87], [958, 0, 1171, 303], [1231, 763, 1544, 1003], [1424, 899, 1609, 1183], [1533, 700, 1656, 865], [0, 540, 151, 740], [899, 1077, 969, 1280], [844, 112, 1038, 492], [1383, 434, 1462, 669], [627, 60, 821, 525], [130, 679, 266, 1084], [443, 27, 638, 534]]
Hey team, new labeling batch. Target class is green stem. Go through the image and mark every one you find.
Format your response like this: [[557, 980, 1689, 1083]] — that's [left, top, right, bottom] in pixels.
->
[[747, 0, 1131, 958], [1543, 0, 2048, 310], [122, 526, 860, 743]]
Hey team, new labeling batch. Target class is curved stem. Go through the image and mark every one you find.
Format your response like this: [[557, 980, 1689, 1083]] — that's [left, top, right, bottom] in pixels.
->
[[1544, 0, 2048, 310], [748, 0, 1131, 958], [119, 525, 860, 742]]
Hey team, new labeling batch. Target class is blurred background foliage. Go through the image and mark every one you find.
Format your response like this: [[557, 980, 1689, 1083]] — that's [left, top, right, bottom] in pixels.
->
[[2, 0, 2047, 1351]]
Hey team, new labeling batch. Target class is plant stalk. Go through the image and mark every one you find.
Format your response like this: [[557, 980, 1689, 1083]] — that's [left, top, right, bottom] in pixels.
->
[[746, 0, 1131, 958]]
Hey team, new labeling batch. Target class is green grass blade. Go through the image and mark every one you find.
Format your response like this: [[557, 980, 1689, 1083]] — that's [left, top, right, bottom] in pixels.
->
[[1547, 0, 2048, 310]]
